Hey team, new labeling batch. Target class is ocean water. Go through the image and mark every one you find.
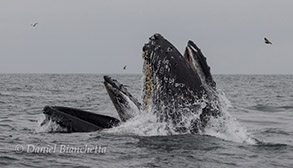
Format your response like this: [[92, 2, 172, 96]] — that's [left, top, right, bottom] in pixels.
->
[[0, 74, 292, 168]]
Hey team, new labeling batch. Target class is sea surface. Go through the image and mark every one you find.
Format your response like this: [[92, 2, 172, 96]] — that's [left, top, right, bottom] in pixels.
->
[[0, 74, 292, 168]]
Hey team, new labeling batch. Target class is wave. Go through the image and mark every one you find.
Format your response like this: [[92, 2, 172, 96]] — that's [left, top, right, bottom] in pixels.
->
[[255, 142, 290, 149], [260, 128, 290, 135], [247, 104, 293, 113]]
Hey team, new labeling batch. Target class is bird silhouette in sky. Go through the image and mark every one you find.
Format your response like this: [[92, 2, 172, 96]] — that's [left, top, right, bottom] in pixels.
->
[[123, 65, 127, 70], [31, 23, 38, 27], [264, 37, 272, 45]]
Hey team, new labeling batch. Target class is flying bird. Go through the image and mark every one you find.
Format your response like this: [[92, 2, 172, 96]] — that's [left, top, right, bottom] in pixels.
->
[[31, 23, 38, 27], [123, 65, 127, 70], [264, 37, 272, 45]]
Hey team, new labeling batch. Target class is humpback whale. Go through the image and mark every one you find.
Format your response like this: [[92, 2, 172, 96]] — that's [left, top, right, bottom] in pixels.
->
[[41, 33, 222, 133]]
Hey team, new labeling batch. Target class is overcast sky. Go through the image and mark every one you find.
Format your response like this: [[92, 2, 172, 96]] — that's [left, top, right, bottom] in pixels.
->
[[0, 0, 292, 74]]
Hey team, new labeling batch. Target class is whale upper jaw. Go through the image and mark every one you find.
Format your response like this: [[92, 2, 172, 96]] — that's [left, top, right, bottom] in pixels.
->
[[103, 76, 141, 122]]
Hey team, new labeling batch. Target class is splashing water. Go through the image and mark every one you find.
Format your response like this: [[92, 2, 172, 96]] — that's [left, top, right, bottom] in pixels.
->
[[204, 114, 256, 144], [204, 91, 257, 144], [105, 106, 170, 136], [106, 90, 257, 144]]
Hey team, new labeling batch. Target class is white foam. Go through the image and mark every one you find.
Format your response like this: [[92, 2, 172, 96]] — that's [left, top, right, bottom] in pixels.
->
[[36, 116, 68, 133], [104, 109, 169, 136]]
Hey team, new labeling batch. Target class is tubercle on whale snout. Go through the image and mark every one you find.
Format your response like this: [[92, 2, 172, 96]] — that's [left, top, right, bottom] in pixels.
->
[[142, 33, 164, 55]]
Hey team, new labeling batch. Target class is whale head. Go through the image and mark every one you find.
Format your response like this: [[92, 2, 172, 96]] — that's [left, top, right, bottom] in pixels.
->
[[141, 33, 212, 133]]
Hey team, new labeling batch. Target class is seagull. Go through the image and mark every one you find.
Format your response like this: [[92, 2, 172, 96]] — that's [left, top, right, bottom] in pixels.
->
[[264, 37, 272, 45], [123, 65, 127, 70], [31, 23, 38, 27]]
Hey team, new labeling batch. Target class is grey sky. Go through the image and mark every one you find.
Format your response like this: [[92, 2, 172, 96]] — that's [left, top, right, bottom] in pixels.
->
[[1, 0, 292, 74]]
